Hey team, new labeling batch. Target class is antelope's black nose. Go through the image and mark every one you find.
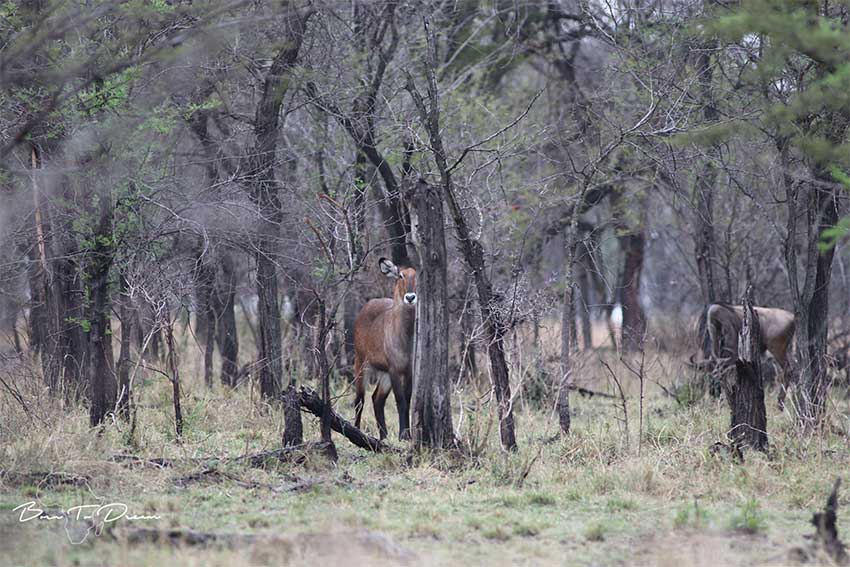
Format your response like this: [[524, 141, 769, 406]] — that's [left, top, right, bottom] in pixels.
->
[[404, 293, 417, 305]]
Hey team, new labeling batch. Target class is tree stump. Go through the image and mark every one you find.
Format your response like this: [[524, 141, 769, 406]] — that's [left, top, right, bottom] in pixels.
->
[[410, 179, 454, 449], [726, 284, 768, 452], [282, 381, 303, 447]]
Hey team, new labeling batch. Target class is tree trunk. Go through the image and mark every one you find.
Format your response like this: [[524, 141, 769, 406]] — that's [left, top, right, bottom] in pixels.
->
[[282, 381, 303, 446], [794, 171, 840, 428], [165, 317, 183, 440], [559, 278, 574, 435], [727, 285, 768, 452], [256, 248, 283, 399], [195, 247, 216, 389], [217, 253, 239, 388], [411, 180, 454, 449], [610, 189, 647, 352], [559, 213, 585, 435], [28, 145, 63, 393], [55, 237, 87, 401], [116, 274, 133, 419], [244, 8, 312, 399], [693, 38, 723, 306], [87, 187, 116, 427], [578, 260, 593, 350], [313, 301, 338, 461], [460, 291, 478, 382], [25, 239, 47, 359], [619, 230, 646, 351]]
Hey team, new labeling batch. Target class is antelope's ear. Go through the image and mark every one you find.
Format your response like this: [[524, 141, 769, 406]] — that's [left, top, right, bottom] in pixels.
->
[[378, 257, 401, 279]]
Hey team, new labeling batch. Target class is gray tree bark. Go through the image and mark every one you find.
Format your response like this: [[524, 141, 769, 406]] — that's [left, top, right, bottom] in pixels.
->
[[411, 180, 454, 449]]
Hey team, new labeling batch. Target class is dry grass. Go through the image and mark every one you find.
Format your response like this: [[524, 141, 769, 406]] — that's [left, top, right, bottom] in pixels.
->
[[1, 319, 849, 566]]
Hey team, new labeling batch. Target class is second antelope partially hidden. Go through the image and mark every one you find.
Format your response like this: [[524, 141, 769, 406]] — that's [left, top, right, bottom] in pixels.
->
[[353, 257, 417, 440], [691, 303, 796, 406]]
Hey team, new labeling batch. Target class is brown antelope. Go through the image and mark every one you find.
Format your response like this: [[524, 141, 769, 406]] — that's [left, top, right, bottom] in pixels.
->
[[353, 257, 417, 440], [691, 303, 796, 407]]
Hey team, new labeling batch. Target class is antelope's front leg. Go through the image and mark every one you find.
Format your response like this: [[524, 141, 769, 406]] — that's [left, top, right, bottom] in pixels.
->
[[390, 371, 411, 440]]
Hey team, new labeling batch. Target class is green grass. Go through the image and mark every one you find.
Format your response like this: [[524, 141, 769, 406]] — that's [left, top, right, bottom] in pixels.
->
[[728, 498, 768, 534], [0, 339, 847, 566]]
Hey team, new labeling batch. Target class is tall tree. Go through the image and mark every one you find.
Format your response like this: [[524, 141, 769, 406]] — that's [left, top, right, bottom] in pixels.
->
[[407, 20, 517, 450], [242, 6, 314, 399]]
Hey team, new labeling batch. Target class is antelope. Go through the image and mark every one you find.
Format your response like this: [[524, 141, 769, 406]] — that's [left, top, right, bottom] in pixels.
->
[[353, 257, 417, 440], [690, 303, 796, 407]]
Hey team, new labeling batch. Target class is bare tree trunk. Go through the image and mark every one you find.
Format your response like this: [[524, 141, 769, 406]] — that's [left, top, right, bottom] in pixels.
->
[[610, 189, 646, 352], [25, 241, 47, 359], [195, 248, 216, 389], [559, 219, 581, 435], [619, 229, 646, 351], [217, 253, 239, 388], [794, 172, 840, 429], [244, 8, 312, 399], [29, 145, 63, 393], [727, 285, 768, 452], [559, 279, 574, 435], [165, 316, 183, 440], [202, 320, 215, 389], [282, 381, 303, 446], [693, 37, 723, 306], [55, 236, 87, 401], [116, 274, 133, 419], [311, 300, 338, 460], [460, 290, 478, 382], [185, 87, 239, 390], [256, 249, 283, 399], [87, 183, 116, 427], [411, 180, 454, 449], [569, 293, 579, 350], [577, 256, 593, 350]]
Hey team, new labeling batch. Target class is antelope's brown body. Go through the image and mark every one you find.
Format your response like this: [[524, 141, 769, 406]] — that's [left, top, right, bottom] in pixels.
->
[[353, 259, 417, 440]]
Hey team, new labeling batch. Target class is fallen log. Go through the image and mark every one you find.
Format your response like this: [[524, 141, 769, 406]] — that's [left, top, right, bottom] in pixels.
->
[[297, 387, 390, 452]]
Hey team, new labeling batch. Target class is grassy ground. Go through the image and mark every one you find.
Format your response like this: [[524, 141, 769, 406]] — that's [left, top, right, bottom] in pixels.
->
[[1, 327, 849, 566]]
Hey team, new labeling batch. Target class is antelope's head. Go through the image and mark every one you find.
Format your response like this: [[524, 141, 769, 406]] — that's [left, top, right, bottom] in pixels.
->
[[379, 257, 417, 307]]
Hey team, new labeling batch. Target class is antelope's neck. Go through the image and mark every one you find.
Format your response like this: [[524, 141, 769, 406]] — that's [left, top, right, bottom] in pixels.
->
[[391, 302, 416, 350]]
